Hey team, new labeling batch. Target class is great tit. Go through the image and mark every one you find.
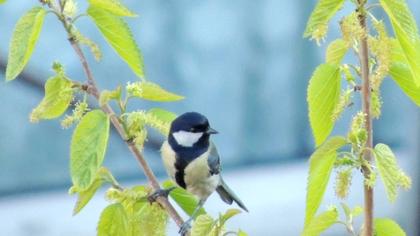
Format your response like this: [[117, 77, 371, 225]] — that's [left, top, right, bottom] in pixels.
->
[[160, 112, 248, 235]]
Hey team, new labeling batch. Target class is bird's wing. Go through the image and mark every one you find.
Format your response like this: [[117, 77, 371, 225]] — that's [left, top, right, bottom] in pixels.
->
[[207, 142, 221, 175]]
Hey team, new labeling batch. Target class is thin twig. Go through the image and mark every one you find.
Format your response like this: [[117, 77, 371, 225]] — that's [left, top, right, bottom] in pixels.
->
[[70, 23, 185, 230], [48, 0, 185, 228], [69, 22, 185, 230], [357, 1, 374, 236]]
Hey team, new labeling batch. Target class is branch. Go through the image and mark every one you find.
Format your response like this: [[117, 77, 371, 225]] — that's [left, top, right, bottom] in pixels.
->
[[49, 1, 185, 228], [71, 41, 185, 228], [357, 2, 374, 236]]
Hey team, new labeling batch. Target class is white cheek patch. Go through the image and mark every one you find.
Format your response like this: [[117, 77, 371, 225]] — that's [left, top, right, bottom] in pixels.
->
[[173, 131, 203, 147]]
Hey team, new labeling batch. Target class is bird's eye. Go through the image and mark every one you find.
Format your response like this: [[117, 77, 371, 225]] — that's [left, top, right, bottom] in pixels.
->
[[189, 127, 195, 132]]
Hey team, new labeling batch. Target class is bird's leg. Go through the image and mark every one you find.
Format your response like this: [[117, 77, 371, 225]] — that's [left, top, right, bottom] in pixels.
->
[[179, 199, 206, 236], [147, 186, 176, 203]]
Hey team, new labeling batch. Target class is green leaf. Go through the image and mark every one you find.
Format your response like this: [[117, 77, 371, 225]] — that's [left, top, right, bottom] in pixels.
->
[[106, 185, 148, 203], [88, 0, 137, 17], [351, 206, 363, 217], [379, 0, 418, 39], [303, 0, 345, 40], [374, 218, 406, 236], [117, 187, 167, 236], [128, 81, 184, 102], [302, 207, 338, 236], [390, 39, 407, 63], [70, 167, 117, 215], [238, 230, 248, 236], [191, 214, 216, 236], [326, 39, 349, 64], [340, 203, 362, 226], [30, 75, 73, 122], [88, 6, 145, 78], [393, 26, 420, 87], [71, 110, 110, 190], [305, 136, 346, 226], [380, 0, 420, 86], [307, 64, 341, 146], [122, 201, 167, 236], [0, 0, 6, 4], [340, 202, 351, 220], [97, 203, 129, 236], [147, 108, 177, 124], [74, 30, 102, 61], [71, 175, 103, 215], [374, 143, 411, 202], [219, 208, 242, 227], [133, 203, 168, 236], [389, 62, 420, 106], [6, 7, 46, 81], [146, 108, 177, 135], [99, 86, 122, 106], [162, 180, 206, 217]]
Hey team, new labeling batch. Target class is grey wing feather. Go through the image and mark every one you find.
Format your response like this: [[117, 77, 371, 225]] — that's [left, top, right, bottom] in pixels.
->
[[207, 143, 221, 175], [217, 177, 249, 212], [208, 143, 249, 212]]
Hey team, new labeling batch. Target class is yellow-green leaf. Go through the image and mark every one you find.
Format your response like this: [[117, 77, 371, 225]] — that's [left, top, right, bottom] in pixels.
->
[[99, 86, 122, 106], [303, 0, 345, 41], [219, 208, 242, 227], [374, 143, 411, 202], [0, 0, 6, 4], [351, 206, 363, 217], [88, 6, 144, 78], [70, 167, 116, 215], [191, 214, 216, 236], [374, 218, 406, 236], [71, 110, 110, 190], [379, 0, 418, 41], [326, 39, 349, 64], [238, 230, 248, 236], [390, 39, 407, 63], [162, 180, 206, 217], [148, 108, 177, 124], [88, 0, 137, 17], [389, 62, 420, 106], [133, 203, 168, 236], [71, 175, 103, 215], [97, 203, 129, 236], [393, 26, 420, 87], [380, 0, 420, 86], [129, 81, 184, 102], [305, 136, 346, 226], [307, 64, 341, 146], [118, 188, 167, 236], [74, 30, 102, 61], [6, 7, 46, 81], [146, 108, 177, 135], [302, 208, 338, 236], [30, 76, 73, 122]]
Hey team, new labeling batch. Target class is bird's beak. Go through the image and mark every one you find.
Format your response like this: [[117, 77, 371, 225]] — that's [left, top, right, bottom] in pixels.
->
[[206, 127, 218, 134]]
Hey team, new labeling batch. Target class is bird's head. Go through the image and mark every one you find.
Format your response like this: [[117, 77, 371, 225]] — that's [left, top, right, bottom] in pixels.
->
[[169, 112, 218, 148]]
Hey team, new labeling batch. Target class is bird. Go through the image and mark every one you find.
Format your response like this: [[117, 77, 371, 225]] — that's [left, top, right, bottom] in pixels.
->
[[157, 112, 248, 235]]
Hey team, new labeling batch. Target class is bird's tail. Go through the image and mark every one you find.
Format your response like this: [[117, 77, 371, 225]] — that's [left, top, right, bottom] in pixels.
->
[[216, 177, 248, 212]]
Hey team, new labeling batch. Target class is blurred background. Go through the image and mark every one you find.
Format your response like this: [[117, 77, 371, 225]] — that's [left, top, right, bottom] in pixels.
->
[[0, 0, 419, 235]]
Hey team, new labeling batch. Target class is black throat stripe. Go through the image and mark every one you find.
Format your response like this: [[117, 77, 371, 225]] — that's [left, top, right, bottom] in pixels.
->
[[169, 134, 209, 189], [174, 158, 187, 189], [173, 148, 208, 189]]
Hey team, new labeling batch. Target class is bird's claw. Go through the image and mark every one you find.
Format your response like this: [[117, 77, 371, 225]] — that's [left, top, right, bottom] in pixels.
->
[[147, 187, 176, 203], [179, 220, 192, 236]]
